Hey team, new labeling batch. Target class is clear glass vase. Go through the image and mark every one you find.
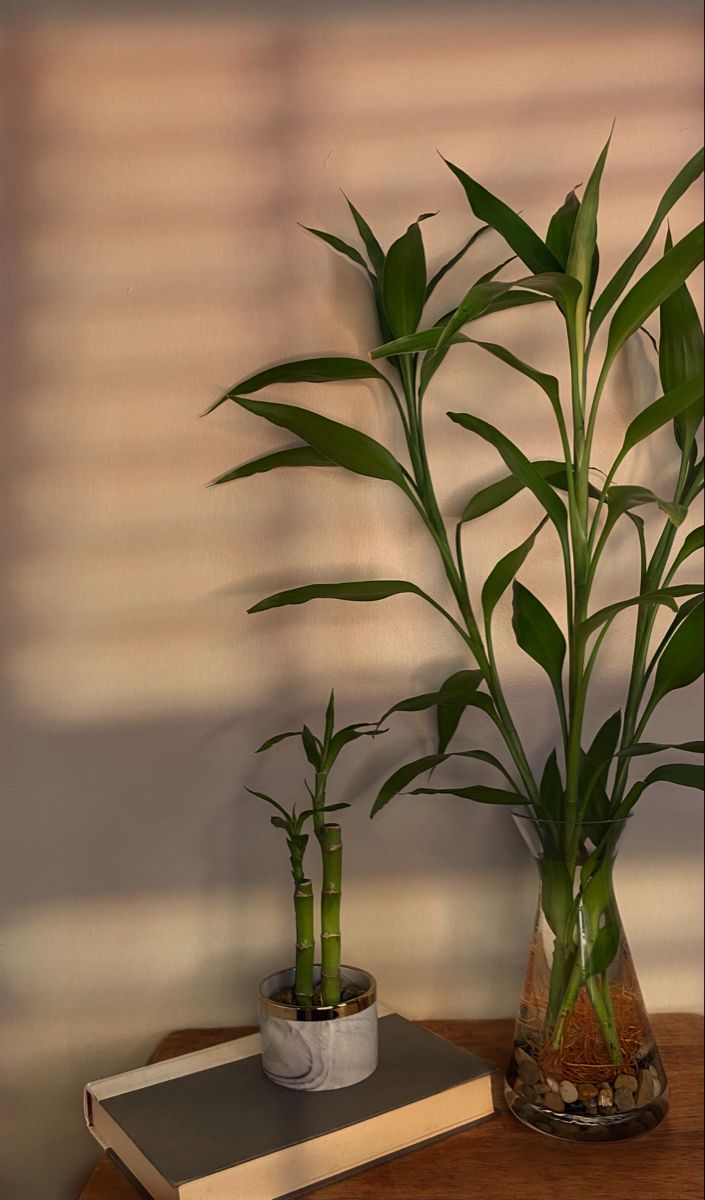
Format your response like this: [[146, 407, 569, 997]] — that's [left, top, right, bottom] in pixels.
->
[[505, 814, 669, 1141]]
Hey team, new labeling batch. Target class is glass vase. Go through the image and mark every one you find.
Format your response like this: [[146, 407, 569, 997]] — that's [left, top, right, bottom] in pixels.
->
[[505, 814, 669, 1141]]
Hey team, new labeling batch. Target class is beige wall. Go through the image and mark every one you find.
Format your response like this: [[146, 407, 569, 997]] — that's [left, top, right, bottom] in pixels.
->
[[0, 4, 703, 1197]]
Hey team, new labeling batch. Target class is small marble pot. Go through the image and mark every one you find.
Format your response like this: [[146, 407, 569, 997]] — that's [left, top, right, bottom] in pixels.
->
[[258, 965, 378, 1092]]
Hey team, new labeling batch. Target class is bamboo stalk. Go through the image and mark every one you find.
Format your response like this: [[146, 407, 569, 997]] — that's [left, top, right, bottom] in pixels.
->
[[294, 878, 315, 1006], [320, 823, 343, 1006]]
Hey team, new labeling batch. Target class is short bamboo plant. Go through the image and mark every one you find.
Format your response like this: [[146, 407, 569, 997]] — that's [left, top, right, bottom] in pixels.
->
[[248, 693, 381, 1007], [213, 139, 703, 1071]]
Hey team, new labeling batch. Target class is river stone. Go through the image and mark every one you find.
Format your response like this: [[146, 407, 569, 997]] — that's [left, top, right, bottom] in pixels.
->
[[518, 1057, 541, 1085], [513, 1076, 525, 1095], [648, 1064, 659, 1079], [534, 1081, 551, 1095], [614, 1086, 636, 1112], [542, 1091, 565, 1113], [597, 1084, 613, 1111], [545, 1076, 560, 1093], [651, 1078, 662, 1099], [614, 1073, 638, 1093], [578, 1083, 598, 1101], [560, 1080, 579, 1103], [514, 1045, 534, 1066], [636, 1068, 654, 1106]]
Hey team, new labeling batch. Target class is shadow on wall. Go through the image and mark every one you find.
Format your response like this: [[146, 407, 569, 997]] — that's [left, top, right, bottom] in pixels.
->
[[0, 6, 703, 1200]]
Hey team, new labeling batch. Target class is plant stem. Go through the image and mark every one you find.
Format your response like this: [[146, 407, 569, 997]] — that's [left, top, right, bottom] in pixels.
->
[[320, 823, 343, 1005], [294, 878, 315, 1006]]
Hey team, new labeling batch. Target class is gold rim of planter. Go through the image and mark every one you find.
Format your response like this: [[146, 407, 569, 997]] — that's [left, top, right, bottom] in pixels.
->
[[258, 965, 377, 1021]]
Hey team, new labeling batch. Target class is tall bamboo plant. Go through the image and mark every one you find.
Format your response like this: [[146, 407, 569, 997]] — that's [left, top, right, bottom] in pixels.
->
[[212, 140, 704, 1058], [249, 693, 381, 1006]]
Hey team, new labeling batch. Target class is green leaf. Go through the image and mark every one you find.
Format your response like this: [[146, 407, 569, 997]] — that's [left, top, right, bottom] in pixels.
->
[[617, 741, 704, 758], [470, 340, 562, 417], [379, 670, 484, 725], [410, 785, 528, 805], [512, 581, 566, 700], [372, 753, 452, 815], [581, 585, 703, 637], [582, 711, 622, 821], [649, 597, 705, 707], [539, 750, 564, 821], [670, 525, 704, 577], [449, 413, 569, 546], [603, 222, 704, 378], [644, 763, 705, 791], [256, 730, 301, 753], [425, 224, 490, 300], [301, 725, 322, 768], [342, 194, 385, 275], [566, 131, 612, 330], [443, 157, 562, 275], [371, 327, 471, 358], [249, 579, 429, 614], [421, 279, 514, 394], [659, 228, 705, 447], [618, 375, 704, 459], [207, 355, 394, 416], [325, 723, 382, 768], [482, 520, 547, 629], [461, 460, 565, 522], [382, 215, 433, 337], [324, 689, 336, 748], [606, 484, 688, 528], [588, 921, 620, 978], [231, 398, 407, 485], [210, 446, 332, 486], [435, 670, 493, 754], [546, 190, 581, 268], [540, 857, 573, 938], [591, 147, 704, 340], [300, 224, 370, 272]]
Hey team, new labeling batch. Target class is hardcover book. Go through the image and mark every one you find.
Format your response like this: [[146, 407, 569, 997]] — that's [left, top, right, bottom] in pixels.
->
[[84, 1012, 496, 1200]]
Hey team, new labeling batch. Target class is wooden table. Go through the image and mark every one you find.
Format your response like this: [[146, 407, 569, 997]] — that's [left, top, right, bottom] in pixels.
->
[[80, 1013, 703, 1200]]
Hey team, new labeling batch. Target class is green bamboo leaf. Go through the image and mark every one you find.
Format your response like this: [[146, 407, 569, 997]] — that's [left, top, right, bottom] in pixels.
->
[[435, 671, 499, 754], [249, 579, 430, 615], [602, 222, 704, 378], [207, 355, 394, 416], [591, 147, 704, 340], [659, 228, 705, 447], [606, 484, 688, 527], [546, 190, 581, 268], [513, 272, 582, 317], [324, 689, 336, 748], [538, 750, 564, 821], [342, 194, 385, 275], [425, 224, 490, 300], [371, 327, 471, 358], [301, 725, 322, 768], [379, 670, 484, 725], [443, 157, 562, 275], [210, 446, 332, 486], [245, 787, 291, 818], [649, 597, 705, 707], [256, 730, 301, 753], [449, 413, 569, 546], [478, 290, 550, 319], [588, 921, 621, 978], [618, 376, 704, 459], [422, 279, 515, 393], [461, 460, 565, 522], [231, 398, 406, 485], [410, 785, 528, 805], [581, 584, 703, 637], [300, 224, 370, 271], [382, 215, 434, 337], [644, 763, 705, 790], [566, 131, 612, 330], [669, 525, 704, 576], [270, 815, 290, 831], [581, 711, 622, 821], [512, 581, 566, 700], [325, 723, 382, 769], [371, 753, 453, 815], [617, 741, 704, 758], [482, 520, 547, 629]]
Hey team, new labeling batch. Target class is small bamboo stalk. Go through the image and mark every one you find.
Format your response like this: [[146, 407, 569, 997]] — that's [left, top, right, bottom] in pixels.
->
[[294, 878, 315, 1007], [320, 823, 343, 1006]]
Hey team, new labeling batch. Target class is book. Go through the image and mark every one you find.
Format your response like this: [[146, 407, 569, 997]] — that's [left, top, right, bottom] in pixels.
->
[[84, 1012, 497, 1200]]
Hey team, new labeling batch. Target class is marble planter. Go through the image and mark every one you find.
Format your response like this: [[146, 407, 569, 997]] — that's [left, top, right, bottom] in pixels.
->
[[258, 965, 378, 1092]]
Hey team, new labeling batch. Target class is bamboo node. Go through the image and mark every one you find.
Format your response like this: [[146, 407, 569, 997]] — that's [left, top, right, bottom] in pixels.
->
[[321, 931, 341, 940]]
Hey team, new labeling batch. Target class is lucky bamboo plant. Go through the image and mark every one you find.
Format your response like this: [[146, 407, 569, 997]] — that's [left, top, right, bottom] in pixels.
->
[[212, 139, 703, 1075], [248, 692, 381, 1007]]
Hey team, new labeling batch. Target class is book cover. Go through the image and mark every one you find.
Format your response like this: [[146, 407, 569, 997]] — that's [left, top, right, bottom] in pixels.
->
[[84, 1013, 496, 1200]]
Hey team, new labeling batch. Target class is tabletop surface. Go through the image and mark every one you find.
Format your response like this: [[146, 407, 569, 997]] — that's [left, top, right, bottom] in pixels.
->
[[79, 1012, 703, 1200]]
